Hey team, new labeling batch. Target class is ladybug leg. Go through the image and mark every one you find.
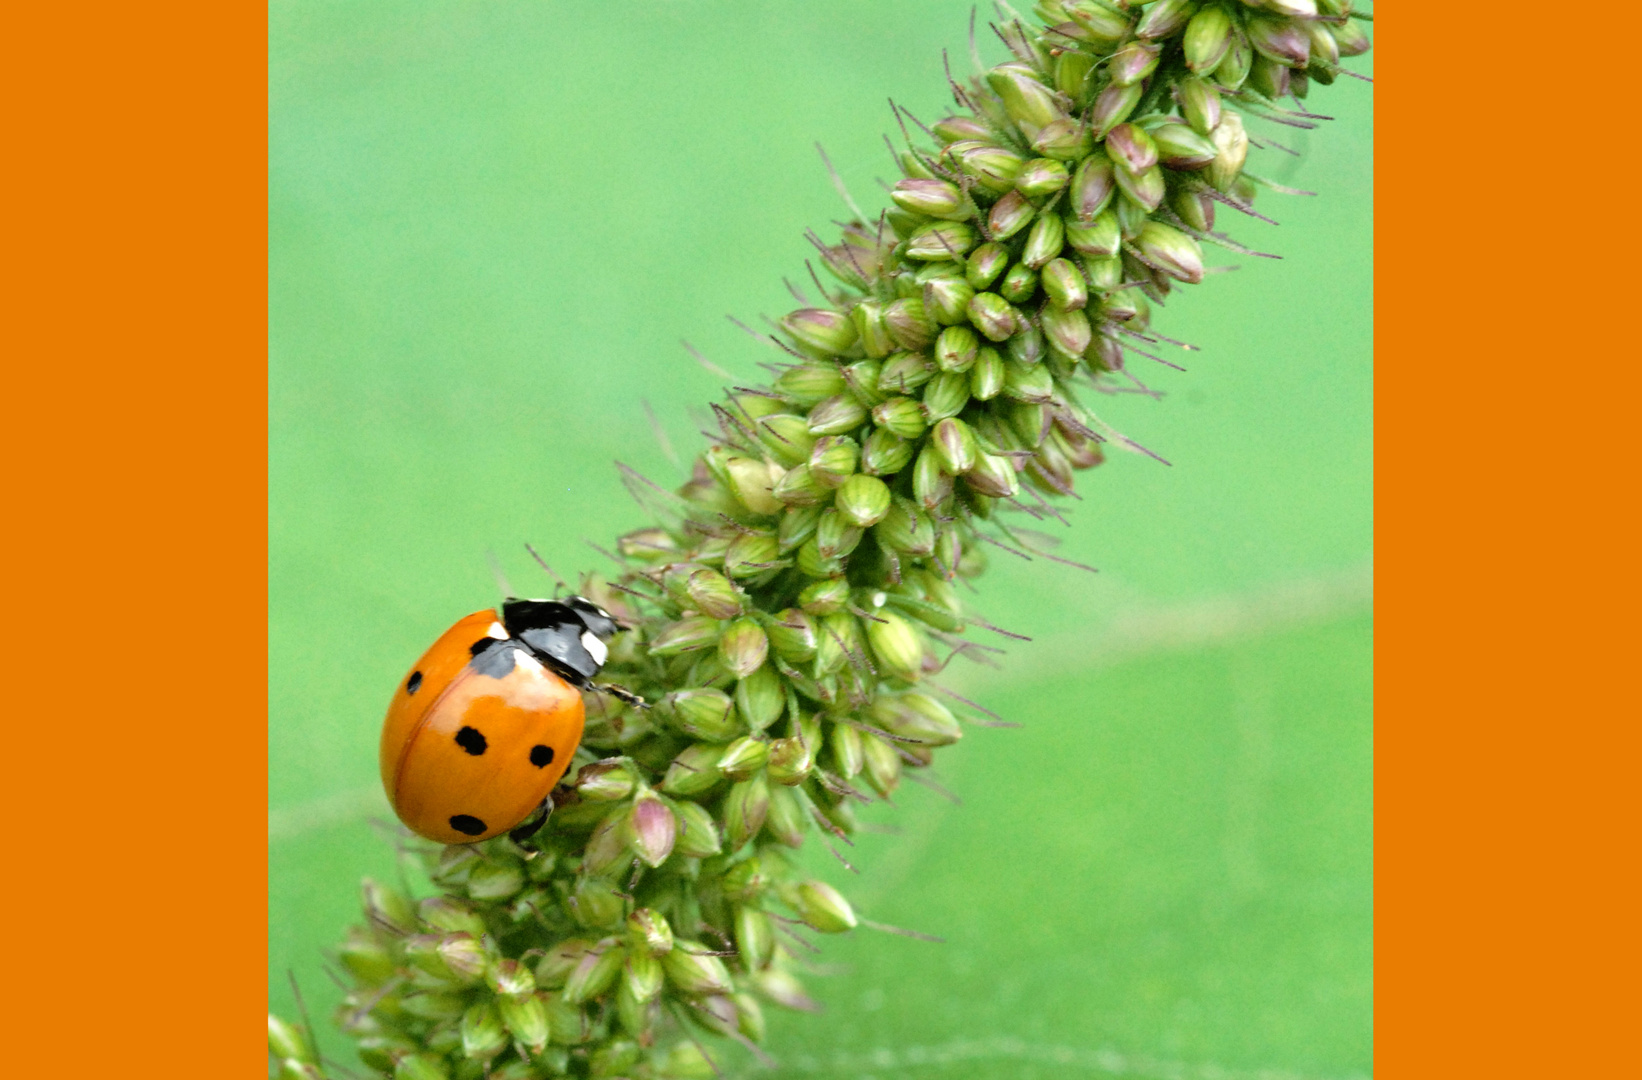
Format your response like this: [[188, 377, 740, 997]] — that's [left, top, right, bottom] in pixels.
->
[[508, 798, 553, 852], [593, 682, 650, 709]]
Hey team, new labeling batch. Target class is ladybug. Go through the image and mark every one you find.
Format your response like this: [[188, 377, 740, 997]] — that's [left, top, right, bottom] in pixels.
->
[[380, 596, 638, 845]]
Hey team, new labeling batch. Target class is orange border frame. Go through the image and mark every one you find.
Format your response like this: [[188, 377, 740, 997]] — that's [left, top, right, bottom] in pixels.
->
[[6, 6, 266, 1075]]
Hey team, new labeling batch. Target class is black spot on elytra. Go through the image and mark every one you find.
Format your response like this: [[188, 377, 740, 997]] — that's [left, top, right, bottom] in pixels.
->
[[455, 726, 488, 756], [448, 814, 487, 837], [529, 744, 554, 768], [406, 671, 423, 695]]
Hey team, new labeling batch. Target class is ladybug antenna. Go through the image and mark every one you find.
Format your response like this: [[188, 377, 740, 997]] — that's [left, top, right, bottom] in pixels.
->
[[485, 549, 515, 600], [524, 542, 569, 599]]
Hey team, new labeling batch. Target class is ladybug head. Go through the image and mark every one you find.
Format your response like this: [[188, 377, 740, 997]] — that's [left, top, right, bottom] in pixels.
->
[[500, 596, 621, 687], [566, 596, 620, 641]]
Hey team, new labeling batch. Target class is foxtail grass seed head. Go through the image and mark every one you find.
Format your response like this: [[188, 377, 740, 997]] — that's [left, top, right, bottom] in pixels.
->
[[319, 7, 1370, 1076]]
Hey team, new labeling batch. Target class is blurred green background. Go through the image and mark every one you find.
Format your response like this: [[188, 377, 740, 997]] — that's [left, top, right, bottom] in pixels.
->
[[270, 3, 1372, 1077]]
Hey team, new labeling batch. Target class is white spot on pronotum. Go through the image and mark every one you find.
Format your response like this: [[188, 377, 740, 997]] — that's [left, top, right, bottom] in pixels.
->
[[582, 631, 608, 667], [513, 650, 544, 673], [488, 622, 507, 639]]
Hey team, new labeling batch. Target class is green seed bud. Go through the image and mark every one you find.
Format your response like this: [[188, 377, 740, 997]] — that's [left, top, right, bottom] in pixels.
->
[[1010, 320, 1048, 367], [1184, 5, 1233, 72], [564, 940, 626, 1004], [1106, 123, 1158, 175], [662, 741, 725, 796], [626, 908, 675, 958], [735, 662, 784, 731], [1215, 26, 1253, 89], [987, 190, 1035, 241], [721, 455, 781, 516], [777, 504, 822, 552], [724, 774, 771, 853], [1267, 0, 1319, 17], [766, 735, 814, 786], [1054, 47, 1097, 106], [276, 1061, 324, 1080], [1305, 21, 1340, 68], [1179, 76, 1222, 136], [664, 943, 734, 998], [966, 451, 1021, 498], [679, 568, 740, 620], [861, 731, 903, 797], [883, 297, 934, 351], [723, 530, 782, 579], [876, 497, 936, 557], [933, 115, 989, 143], [829, 721, 864, 778], [795, 880, 858, 934], [923, 274, 975, 326], [1042, 303, 1093, 360], [767, 608, 819, 659], [958, 144, 1026, 194], [859, 425, 913, 475], [869, 395, 926, 441], [764, 780, 807, 847], [582, 812, 632, 878], [772, 463, 824, 506], [394, 1054, 453, 1080], [534, 938, 595, 989], [1116, 163, 1166, 213], [867, 609, 926, 683], [1248, 16, 1310, 67], [891, 177, 967, 219], [1136, 0, 1196, 39], [672, 798, 723, 857], [1066, 211, 1121, 260], [815, 507, 864, 559], [775, 362, 846, 407], [497, 993, 549, 1050], [1063, 0, 1133, 46], [717, 735, 770, 782], [1083, 253, 1122, 293], [419, 896, 487, 937], [1068, 153, 1115, 221], [663, 688, 741, 743], [844, 358, 887, 407], [624, 951, 666, 1006], [794, 581, 846, 620], [913, 443, 954, 510], [1022, 209, 1066, 270], [754, 413, 818, 468], [1015, 156, 1070, 199], [967, 291, 1017, 342], [905, 220, 976, 262], [835, 473, 893, 528], [570, 875, 627, 929], [487, 956, 537, 997], [931, 325, 978, 375], [1206, 112, 1249, 193], [849, 299, 894, 360], [721, 855, 766, 903], [1333, 18, 1371, 57], [987, 64, 1063, 132], [576, 759, 637, 802], [965, 241, 1009, 290], [362, 878, 418, 936], [1009, 402, 1049, 449], [876, 351, 933, 395], [1004, 356, 1056, 402], [1108, 40, 1161, 86], [1000, 262, 1038, 304], [781, 308, 857, 357], [1101, 285, 1147, 324], [1031, 117, 1094, 161], [1136, 221, 1205, 284], [1152, 121, 1218, 170], [929, 417, 978, 475], [1249, 53, 1289, 99], [268, 1015, 313, 1063], [717, 617, 768, 679], [1041, 257, 1088, 310], [1091, 80, 1143, 139], [806, 392, 868, 436], [922, 370, 971, 422], [873, 691, 964, 747], [814, 611, 863, 676], [734, 905, 776, 971], [337, 930, 396, 987], [625, 793, 677, 868], [460, 1002, 508, 1063], [970, 346, 1006, 400], [795, 537, 843, 578], [468, 857, 524, 901]]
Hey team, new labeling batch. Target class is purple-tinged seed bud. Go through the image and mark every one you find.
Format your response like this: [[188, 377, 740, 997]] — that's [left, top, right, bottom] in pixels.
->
[[891, 178, 967, 219], [663, 689, 740, 743], [577, 759, 637, 802], [1135, 221, 1206, 284], [1152, 122, 1218, 170], [850, 299, 894, 359], [1179, 76, 1222, 136], [1008, 320, 1046, 366], [967, 451, 1021, 499], [718, 617, 768, 679], [664, 942, 735, 997], [735, 906, 776, 970], [913, 444, 954, 510], [861, 731, 903, 796], [806, 393, 867, 436], [1184, 5, 1234, 73], [1115, 163, 1167, 212], [905, 220, 977, 262], [868, 609, 926, 683], [931, 417, 979, 475], [923, 274, 975, 326], [836, 473, 892, 528], [717, 736, 770, 782], [1089, 330, 1124, 372], [780, 308, 857, 357], [767, 736, 814, 786], [764, 781, 806, 847], [772, 463, 824, 506], [876, 350, 933, 394], [861, 426, 914, 475], [1108, 40, 1161, 86], [808, 435, 858, 489], [1206, 112, 1248, 193], [625, 793, 677, 868], [775, 362, 845, 407], [872, 395, 928, 440], [672, 798, 722, 857], [898, 149, 935, 180], [1306, 20, 1340, 67], [684, 568, 743, 620], [988, 189, 1036, 241], [1106, 123, 1158, 175], [1113, 191, 1150, 239], [1249, 53, 1289, 99], [1042, 257, 1088, 310], [617, 526, 679, 562], [986, 64, 1064, 131], [971, 346, 1006, 401], [933, 115, 990, 143], [1333, 18, 1370, 57], [1247, 16, 1310, 67], [935, 325, 979, 373], [1016, 156, 1070, 199], [460, 1002, 508, 1063], [1069, 153, 1116, 221], [1042, 303, 1093, 359], [1171, 186, 1215, 232], [1030, 117, 1094, 161], [968, 291, 1017, 342], [922, 370, 971, 421], [796, 880, 858, 933], [1136, 0, 1196, 39], [959, 144, 1027, 194], [965, 241, 1009, 290], [724, 775, 771, 853], [1000, 262, 1038, 305], [1022, 208, 1066, 269], [1067, 210, 1122, 258], [767, 607, 818, 660], [564, 940, 626, 1004], [883, 297, 934, 351], [723, 531, 781, 579]]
